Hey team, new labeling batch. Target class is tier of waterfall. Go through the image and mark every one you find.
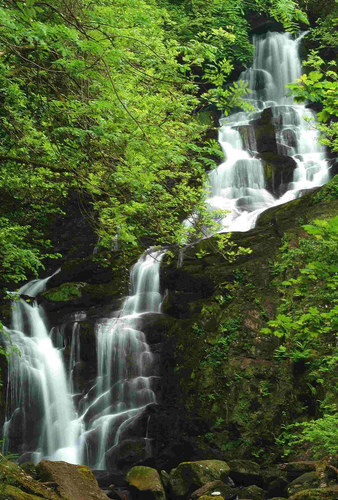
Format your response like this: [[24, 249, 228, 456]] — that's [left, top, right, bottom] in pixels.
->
[[206, 32, 330, 231], [1, 32, 331, 469], [2, 250, 163, 468], [2, 278, 81, 464]]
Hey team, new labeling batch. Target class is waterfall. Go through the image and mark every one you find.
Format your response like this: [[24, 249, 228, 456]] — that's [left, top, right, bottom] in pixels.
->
[[1, 32, 331, 469], [2, 249, 164, 469], [206, 32, 330, 231], [78, 249, 164, 469], [2, 278, 82, 464]]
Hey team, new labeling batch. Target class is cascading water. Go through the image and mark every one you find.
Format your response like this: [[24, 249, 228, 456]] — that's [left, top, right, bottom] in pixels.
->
[[1, 32, 331, 469], [2, 278, 81, 464], [2, 249, 163, 469], [78, 249, 164, 469], [206, 32, 330, 231]]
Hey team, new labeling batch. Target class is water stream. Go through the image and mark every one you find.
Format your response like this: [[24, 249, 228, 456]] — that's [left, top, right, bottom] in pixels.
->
[[1, 32, 330, 468], [206, 32, 329, 231]]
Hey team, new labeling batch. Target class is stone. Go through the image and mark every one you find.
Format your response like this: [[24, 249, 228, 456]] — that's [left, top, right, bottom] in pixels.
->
[[237, 484, 266, 499], [0, 457, 59, 500], [228, 460, 263, 486], [36, 460, 109, 500], [197, 496, 225, 500], [281, 462, 317, 481], [289, 485, 338, 500], [0, 484, 45, 500], [126, 466, 165, 500], [106, 438, 150, 470], [266, 477, 288, 498], [190, 480, 235, 499], [288, 472, 321, 497], [160, 470, 170, 491], [169, 460, 230, 499]]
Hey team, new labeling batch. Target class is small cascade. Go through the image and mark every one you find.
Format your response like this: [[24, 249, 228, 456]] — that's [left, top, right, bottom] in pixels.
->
[[206, 32, 330, 231], [79, 249, 164, 469], [2, 250, 164, 469], [2, 279, 81, 464]]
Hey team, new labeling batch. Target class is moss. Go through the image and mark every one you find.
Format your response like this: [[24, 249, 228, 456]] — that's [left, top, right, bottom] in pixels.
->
[[126, 466, 165, 499], [0, 484, 45, 500], [43, 282, 84, 302], [313, 175, 338, 203], [76, 465, 96, 483], [0, 458, 59, 500], [289, 486, 338, 500]]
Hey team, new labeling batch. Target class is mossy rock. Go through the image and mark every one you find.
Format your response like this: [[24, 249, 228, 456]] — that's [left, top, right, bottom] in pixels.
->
[[236, 484, 265, 499], [36, 460, 108, 500], [228, 460, 263, 486], [289, 486, 338, 500], [126, 466, 165, 500], [198, 496, 224, 500], [288, 472, 321, 497], [0, 457, 59, 500], [169, 460, 230, 499], [0, 484, 46, 500], [191, 480, 234, 499], [282, 462, 317, 481]]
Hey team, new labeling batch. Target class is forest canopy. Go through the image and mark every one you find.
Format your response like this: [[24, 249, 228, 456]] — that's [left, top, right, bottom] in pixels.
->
[[0, 0, 336, 293]]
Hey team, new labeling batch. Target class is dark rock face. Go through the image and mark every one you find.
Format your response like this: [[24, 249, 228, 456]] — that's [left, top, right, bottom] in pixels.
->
[[158, 185, 338, 466]]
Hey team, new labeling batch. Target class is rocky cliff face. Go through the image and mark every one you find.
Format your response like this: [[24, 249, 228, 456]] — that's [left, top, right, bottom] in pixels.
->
[[0, 177, 336, 472], [157, 178, 337, 467]]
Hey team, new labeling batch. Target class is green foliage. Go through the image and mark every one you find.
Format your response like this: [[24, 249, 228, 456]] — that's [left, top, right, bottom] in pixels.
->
[[262, 216, 338, 361], [313, 175, 338, 203], [263, 216, 338, 458], [0, 0, 276, 293], [277, 406, 338, 459]]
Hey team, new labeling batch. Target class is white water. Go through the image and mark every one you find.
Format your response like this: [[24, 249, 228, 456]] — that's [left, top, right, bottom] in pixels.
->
[[2, 250, 163, 468], [79, 249, 164, 468], [1, 32, 331, 468], [206, 32, 330, 231], [2, 278, 81, 463]]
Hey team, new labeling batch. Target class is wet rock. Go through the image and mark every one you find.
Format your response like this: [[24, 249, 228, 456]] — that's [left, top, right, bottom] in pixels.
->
[[160, 470, 170, 491], [287, 472, 321, 497], [0, 456, 59, 500], [282, 462, 317, 481], [250, 107, 277, 154], [190, 480, 234, 499], [36, 460, 109, 499], [259, 151, 297, 195], [126, 466, 165, 500], [169, 460, 230, 499], [266, 477, 288, 498], [106, 438, 150, 470], [236, 484, 266, 499], [228, 459, 263, 486], [289, 486, 338, 500]]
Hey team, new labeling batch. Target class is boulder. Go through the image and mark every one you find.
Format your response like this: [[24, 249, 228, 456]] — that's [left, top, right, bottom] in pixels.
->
[[196, 496, 224, 500], [259, 151, 297, 195], [237, 484, 266, 499], [190, 480, 234, 499], [282, 462, 317, 481], [288, 472, 321, 497], [36, 460, 109, 500], [0, 484, 47, 499], [289, 485, 338, 500], [0, 456, 59, 500], [126, 466, 165, 500], [169, 460, 230, 499], [160, 470, 170, 491], [266, 477, 288, 498], [228, 460, 263, 486]]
